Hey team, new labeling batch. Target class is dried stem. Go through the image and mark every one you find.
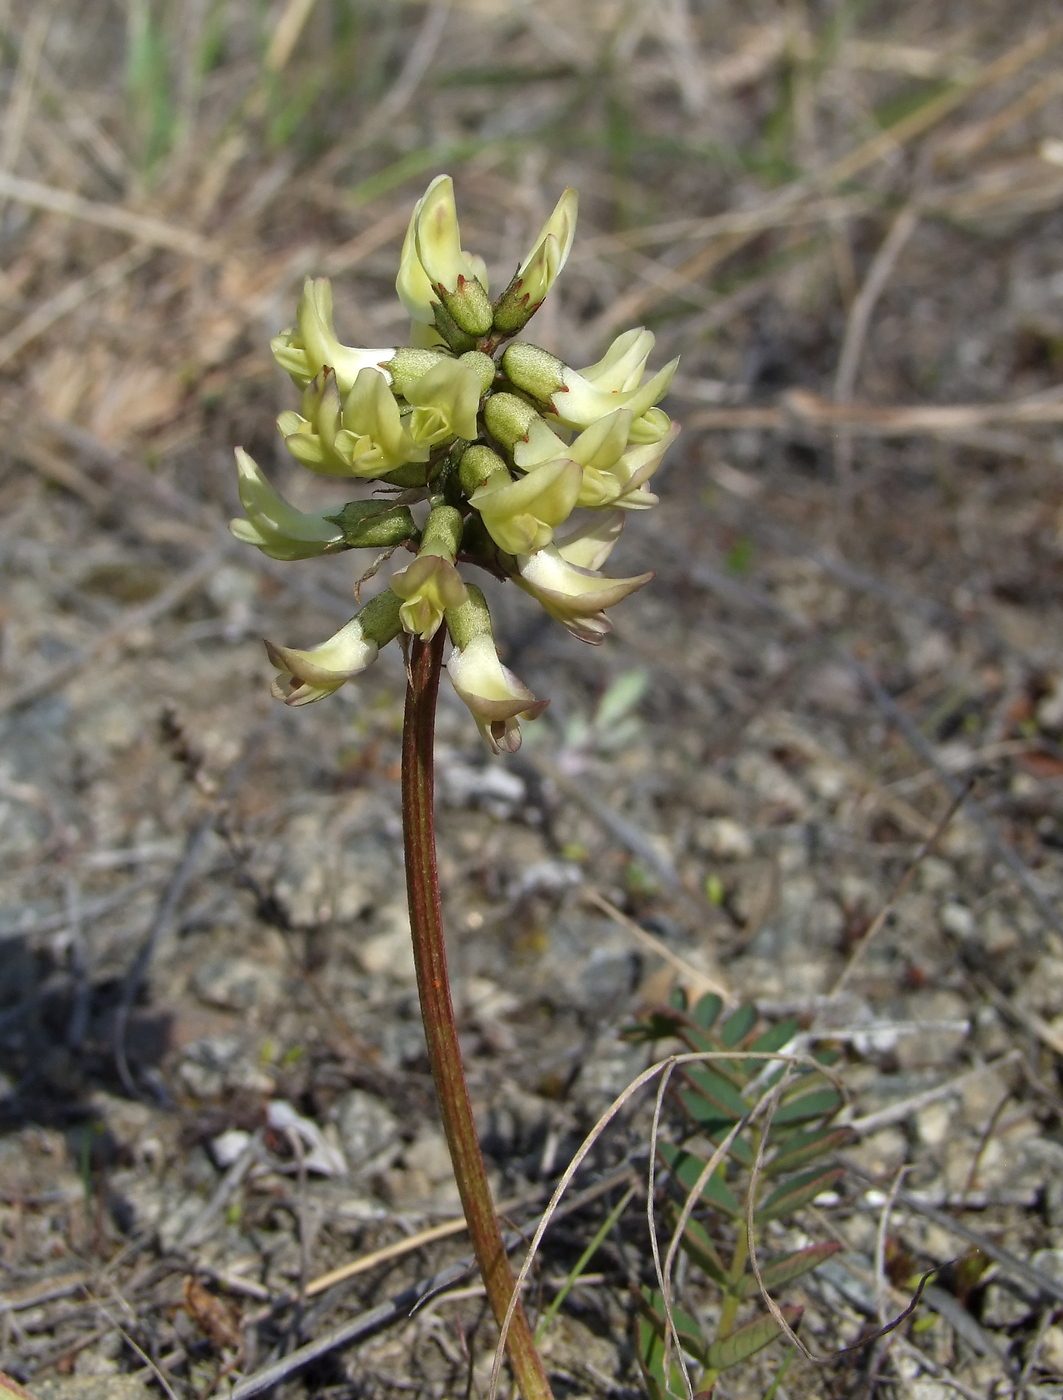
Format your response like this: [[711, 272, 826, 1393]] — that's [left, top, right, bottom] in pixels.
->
[[401, 631, 554, 1400]]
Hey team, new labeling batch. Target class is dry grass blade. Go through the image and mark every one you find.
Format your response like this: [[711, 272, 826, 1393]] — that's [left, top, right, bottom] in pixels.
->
[[583, 888, 732, 1003], [0, 170, 220, 259], [0, 246, 151, 370]]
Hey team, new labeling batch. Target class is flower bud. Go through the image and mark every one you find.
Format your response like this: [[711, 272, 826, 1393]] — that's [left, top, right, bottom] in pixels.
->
[[459, 350, 497, 397], [445, 584, 547, 754], [325, 500, 417, 548], [514, 545, 652, 645], [413, 176, 493, 336], [481, 391, 542, 453], [389, 504, 467, 641], [266, 590, 402, 705], [229, 448, 345, 559], [405, 358, 482, 447], [469, 458, 582, 555], [459, 444, 508, 496], [492, 188, 578, 334], [500, 342, 566, 405], [390, 555, 468, 641], [386, 347, 452, 399], [271, 278, 393, 394]]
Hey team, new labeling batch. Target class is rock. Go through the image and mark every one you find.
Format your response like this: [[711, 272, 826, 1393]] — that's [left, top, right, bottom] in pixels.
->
[[358, 903, 416, 981], [691, 816, 754, 860], [177, 1036, 274, 1097], [335, 1089, 401, 1174], [193, 956, 282, 1011], [980, 1281, 1034, 1328], [940, 902, 975, 939], [915, 1101, 952, 1148], [893, 991, 970, 1070], [438, 756, 525, 816], [385, 1128, 460, 1210], [1040, 1323, 1063, 1375], [734, 751, 807, 817]]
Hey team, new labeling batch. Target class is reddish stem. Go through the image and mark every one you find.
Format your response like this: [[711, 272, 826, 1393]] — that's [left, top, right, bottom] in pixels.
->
[[401, 631, 554, 1400]]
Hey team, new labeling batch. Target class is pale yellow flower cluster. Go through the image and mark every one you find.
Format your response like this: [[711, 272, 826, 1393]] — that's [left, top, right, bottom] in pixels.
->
[[231, 176, 679, 753]]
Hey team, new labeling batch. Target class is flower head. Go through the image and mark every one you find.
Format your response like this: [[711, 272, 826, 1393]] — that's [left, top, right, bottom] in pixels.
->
[[493, 189, 578, 333], [514, 530, 653, 645], [445, 586, 547, 753], [229, 449, 344, 559], [233, 175, 680, 752], [265, 591, 402, 706], [272, 278, 393, 395]]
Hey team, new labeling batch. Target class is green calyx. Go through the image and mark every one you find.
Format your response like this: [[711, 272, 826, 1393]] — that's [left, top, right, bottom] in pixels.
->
[[444, 580, 493, 650], [439, 275, 494, 337], [459, 350, 498, 397], [501, 341, 565, 404], [326, 500, 417, 547], [459, 445, 509, 496], [387, 347, 452, 399], [419, 503, 464, 560], [482, 392, 541, 452]]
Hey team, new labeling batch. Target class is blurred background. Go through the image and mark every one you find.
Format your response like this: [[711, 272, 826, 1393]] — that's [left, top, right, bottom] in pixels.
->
[[3, 2, 1063, 1395]]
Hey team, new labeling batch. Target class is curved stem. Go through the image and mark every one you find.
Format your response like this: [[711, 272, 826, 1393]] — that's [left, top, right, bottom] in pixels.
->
[[402, 631, 554, 1400]]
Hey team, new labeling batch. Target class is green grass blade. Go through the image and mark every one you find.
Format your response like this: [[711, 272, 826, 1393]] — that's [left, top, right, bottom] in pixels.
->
[[535, 1186, 634, 1341]]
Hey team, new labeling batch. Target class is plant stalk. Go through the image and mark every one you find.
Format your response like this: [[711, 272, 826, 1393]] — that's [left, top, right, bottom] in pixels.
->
[[401, 631, 554, 1400]]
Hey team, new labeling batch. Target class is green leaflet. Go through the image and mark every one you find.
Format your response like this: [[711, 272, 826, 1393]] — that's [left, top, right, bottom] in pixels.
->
[[755, 1165, 845, 1223], [638, 1287, 710, 1364], [704, 1305, 803, 1370], [736, 1241, 842, 1298], [659, 1143, 743, 1218], [719, 1004, 758, 1046], [682, 1064, 749, 1120], [771, 1086, 843, 1127], [676, 1214, 729, 1287], [766, 1125, 854, 1176], [692, 992, 724, 1029]]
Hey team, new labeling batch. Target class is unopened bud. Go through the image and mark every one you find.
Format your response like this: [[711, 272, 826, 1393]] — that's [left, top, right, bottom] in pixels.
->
[[500, 341, 566, 405], [325, 500, 416, 548], [482, 391, 541, 453], [493, 188, 578, 334], [459, 445, 508, 496], [387, 347, 452, 399], [459, 350, 497, 397]]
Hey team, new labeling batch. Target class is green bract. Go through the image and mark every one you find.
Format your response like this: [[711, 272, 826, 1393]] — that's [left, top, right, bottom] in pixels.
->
[[230, 175, 680, 753]]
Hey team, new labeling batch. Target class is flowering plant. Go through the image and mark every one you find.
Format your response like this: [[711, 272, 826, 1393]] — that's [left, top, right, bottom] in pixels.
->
[[232, 175, 678, 751], [230, 176, 679, 1400]]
